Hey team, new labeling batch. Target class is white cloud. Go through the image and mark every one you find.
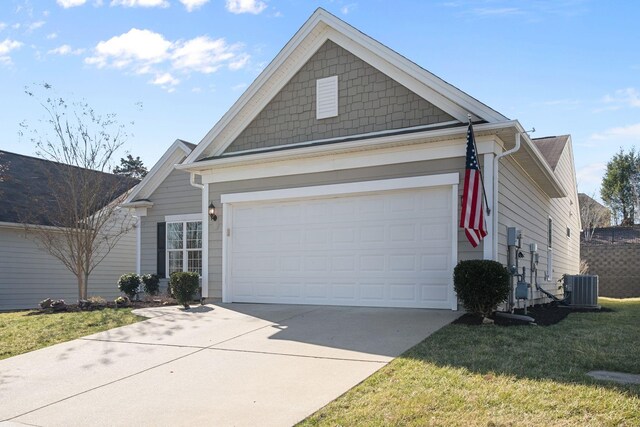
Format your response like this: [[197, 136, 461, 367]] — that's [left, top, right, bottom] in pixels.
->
[[602, 87, 640, 109], [576, 162, 607, 189], [179, 0, 209, 12], [46, 32, 58, 39], [27, 21, 46, 32], [0, 22, 6, 31], [590, 123, 640, 141], [85, 28, 172, 69], [0, 38, 23, 55], [0, 38, 22, 65], [171, 36, 245, 73], [56, 0, 87, 8], [340, 3, 357, 14], [86, 29, 249, 88], [231, 82, 247, 91], [110, 0, 169, 7], [48, 44, 84, 55], [226, 0, 267, 14], [151, 72, 180, 86]]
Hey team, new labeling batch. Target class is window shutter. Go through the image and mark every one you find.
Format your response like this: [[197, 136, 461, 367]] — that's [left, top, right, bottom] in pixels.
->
[[157, 222, 166, 278], [316, 76, 338, 119]]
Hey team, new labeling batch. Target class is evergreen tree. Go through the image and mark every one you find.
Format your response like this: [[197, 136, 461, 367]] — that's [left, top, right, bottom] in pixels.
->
[[113, 154, 148, 179], [600, 148, 639, 225]]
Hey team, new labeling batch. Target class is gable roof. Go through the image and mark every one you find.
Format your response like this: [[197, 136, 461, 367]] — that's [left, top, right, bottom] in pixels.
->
[[183, 7, 509, 165], [531, 135, 569, 171], [123, 139, 195, 204], [0, 150, 138, 226]]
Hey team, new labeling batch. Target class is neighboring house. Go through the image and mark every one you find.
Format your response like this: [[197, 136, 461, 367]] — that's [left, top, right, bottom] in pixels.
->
[[0, 151, 138, 311], [124, 9, 580, 310], [578, 193, 611, 231]]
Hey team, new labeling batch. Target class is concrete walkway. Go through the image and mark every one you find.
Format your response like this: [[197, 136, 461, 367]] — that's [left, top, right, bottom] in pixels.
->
[[0, 304, 460, 427]]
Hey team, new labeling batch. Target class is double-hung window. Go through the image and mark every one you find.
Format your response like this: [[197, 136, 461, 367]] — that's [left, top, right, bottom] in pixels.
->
[[167, 220, 202, 276]]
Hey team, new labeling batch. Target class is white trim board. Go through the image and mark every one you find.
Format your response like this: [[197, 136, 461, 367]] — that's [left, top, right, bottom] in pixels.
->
[[125, 140, 193, 203], [221, 173, 460, 309], [221, 173, 459, 204], [165, 213, 202, 222]]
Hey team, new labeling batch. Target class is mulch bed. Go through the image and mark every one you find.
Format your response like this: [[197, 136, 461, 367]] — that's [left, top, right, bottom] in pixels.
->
[[28, 299, 177, 315], [454, 303, 612, 327]]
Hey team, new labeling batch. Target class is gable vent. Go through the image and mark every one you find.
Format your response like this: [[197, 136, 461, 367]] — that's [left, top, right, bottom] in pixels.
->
[[316, 76, 338, 119]]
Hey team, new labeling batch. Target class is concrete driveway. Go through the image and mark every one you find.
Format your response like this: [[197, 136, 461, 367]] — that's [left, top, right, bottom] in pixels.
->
[[0, 303, 460, 427]]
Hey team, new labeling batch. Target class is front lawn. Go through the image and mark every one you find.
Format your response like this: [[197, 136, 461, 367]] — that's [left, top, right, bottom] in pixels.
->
[[0, 308, 144, 360], [300, 298, 640, 427]]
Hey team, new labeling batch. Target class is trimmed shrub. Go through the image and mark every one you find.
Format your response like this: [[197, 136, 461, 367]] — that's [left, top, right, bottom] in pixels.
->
[[117, 273, 141, 299], [141, 273, 160, 296], [169, 272, 200, 309], [114, 296, 130, 307], [453, 259, 510, 318]]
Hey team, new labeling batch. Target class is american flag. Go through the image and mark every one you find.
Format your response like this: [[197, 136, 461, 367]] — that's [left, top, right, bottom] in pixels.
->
[[460, 123, 487, 247]]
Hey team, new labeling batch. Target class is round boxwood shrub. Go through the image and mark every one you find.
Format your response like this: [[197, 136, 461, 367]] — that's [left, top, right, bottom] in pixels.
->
[[453, 260, 510, 318], [117, 273, 141, 299], [141, 273, 160, 296], [169, 272, 200, 309]]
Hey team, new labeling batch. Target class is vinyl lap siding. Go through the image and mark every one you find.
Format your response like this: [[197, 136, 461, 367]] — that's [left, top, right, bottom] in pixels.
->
[[139, 167, 201, 279], [0, 223, 136, 311], [498, 148, 580, 303], [206, 157, 483, 298], [549, 143, 581, 279]]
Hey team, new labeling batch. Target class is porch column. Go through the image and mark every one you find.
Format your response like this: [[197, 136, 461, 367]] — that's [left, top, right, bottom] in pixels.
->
[[201, 183, 209, 299], [483, 152, 495, 260]]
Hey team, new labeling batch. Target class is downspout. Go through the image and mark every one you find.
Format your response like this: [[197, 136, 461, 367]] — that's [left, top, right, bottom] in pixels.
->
[[492, 132, 522, 259], [493, 132, 521, 312], [189, 172, 208, 303]]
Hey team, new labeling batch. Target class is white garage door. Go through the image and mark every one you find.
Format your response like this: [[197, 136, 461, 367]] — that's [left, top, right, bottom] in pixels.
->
[[225, 184, 455, 309]]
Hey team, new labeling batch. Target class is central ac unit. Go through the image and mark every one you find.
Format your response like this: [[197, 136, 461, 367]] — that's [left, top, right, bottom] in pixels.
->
[[564, 275, 599, 308]]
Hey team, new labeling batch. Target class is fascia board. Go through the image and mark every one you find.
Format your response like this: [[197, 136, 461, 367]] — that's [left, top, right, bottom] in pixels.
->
[[124, 140, 192, 203]]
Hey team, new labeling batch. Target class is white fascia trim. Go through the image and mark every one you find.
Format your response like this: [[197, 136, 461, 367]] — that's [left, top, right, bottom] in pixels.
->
[[165, 213, 202, 222], [219, 120, 460, 158], [184, 15, 327, 164], [317, 10, 507, 123], [125, 140, 193, 203], [183, 9, 506, 164], [221, 173, 459, 204], [179, 121, 511, 173]]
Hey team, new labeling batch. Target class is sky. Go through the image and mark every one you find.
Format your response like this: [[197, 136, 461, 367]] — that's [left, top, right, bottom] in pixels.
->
[[1, 0, 639, 201]]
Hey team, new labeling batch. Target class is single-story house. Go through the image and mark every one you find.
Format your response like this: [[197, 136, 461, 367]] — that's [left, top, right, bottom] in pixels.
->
[[123, 8, 580, 310], [0, 150, 139, 310]]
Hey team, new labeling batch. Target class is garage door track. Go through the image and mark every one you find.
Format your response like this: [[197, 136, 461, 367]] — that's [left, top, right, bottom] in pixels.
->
[[0, 304, 460, 426]]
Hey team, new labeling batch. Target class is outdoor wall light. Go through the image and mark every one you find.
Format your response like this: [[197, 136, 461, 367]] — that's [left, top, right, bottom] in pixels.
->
[[208, 203, 217, 221]]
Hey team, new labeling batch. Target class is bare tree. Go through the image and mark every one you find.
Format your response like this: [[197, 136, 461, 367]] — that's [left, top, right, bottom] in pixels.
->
[[19, 84, 138, 301], [579, 193, 611, 241]]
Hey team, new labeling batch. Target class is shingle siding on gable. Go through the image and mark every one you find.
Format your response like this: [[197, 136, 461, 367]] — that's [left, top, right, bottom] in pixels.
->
[[223, 40, 455, 154]]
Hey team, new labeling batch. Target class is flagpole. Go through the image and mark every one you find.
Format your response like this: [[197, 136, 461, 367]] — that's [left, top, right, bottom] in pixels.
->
[[467, 114, 491, 216]]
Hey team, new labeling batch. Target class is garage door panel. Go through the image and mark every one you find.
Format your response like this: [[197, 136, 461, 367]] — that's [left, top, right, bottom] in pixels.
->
[[228, 186, 454, 309]]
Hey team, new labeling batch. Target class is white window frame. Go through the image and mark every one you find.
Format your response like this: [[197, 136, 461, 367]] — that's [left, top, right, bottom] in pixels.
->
[[165, 214, 203, 278]]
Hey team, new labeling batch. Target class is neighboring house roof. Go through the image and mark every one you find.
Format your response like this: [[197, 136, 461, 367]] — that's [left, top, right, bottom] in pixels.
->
[[578, 192, 611, 228], [531, 135, 569, 171], [0, 150, 138, 226], [123, 139, 195, 204]]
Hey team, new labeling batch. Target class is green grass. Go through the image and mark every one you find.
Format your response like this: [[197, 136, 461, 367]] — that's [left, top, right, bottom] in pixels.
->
[[300, 298, 640, 427], [0, 308, 144, 360]]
